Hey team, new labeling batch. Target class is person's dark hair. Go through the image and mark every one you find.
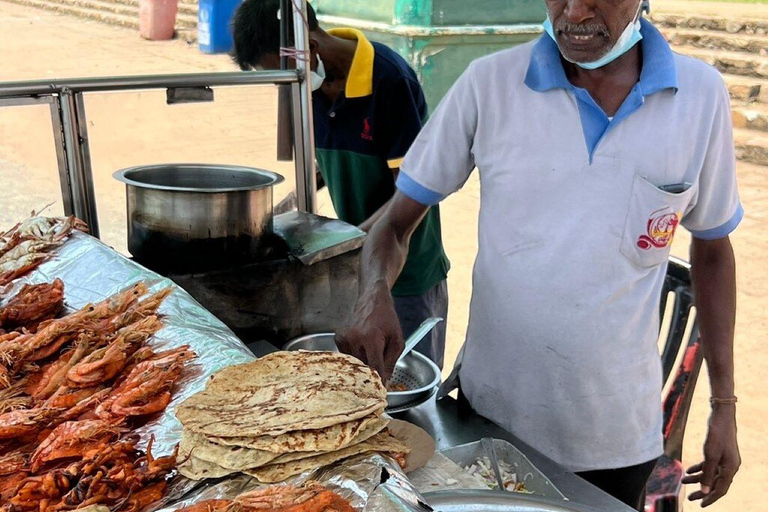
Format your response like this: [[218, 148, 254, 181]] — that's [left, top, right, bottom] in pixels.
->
[[232, 0, 319, 70]]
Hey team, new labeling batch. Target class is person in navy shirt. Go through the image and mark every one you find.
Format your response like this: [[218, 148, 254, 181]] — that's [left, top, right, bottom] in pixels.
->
[[232, 1, 450, 368]]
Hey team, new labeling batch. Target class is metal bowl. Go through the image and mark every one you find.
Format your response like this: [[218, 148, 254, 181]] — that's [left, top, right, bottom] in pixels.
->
[[284, 333, 441, 412]]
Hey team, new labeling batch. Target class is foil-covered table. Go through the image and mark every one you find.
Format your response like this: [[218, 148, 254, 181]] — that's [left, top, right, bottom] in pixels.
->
[[5, 232, 427, 512]]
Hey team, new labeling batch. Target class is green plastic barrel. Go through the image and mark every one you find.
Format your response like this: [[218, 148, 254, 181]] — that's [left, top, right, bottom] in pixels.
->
[[313, 0, 545, 109]]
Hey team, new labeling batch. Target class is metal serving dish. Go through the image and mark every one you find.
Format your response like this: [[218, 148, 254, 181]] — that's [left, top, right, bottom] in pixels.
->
[[114, 164, 284, 273], [284, 333, 441, 413], [424, 490, 598, 512], [442, 439, 565, 500]]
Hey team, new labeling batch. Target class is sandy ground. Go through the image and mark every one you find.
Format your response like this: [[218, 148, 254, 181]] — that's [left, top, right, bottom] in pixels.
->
[[659, 0, 768, 17], [0, 3, 765, 510]]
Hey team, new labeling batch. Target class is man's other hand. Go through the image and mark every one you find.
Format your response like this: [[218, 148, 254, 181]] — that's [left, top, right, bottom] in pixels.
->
[[683, 405, 740, 507]]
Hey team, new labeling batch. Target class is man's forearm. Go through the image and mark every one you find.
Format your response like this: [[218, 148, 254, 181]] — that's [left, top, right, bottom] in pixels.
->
[[358, 200, 390, 234], [690, 237, 737, 398], [336, 192, 429, 380], [358, 192, 429, 295], [358, 215, 409, 294]]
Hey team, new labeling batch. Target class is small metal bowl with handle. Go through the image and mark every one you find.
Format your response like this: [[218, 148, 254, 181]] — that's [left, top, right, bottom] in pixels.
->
[[284, 321, 442, 413]]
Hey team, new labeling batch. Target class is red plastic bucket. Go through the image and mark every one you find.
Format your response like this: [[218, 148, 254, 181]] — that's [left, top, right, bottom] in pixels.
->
[[139, 0, 179, 41]]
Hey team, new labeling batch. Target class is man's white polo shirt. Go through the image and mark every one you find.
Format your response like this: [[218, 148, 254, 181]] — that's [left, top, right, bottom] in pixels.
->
[[395, 19, 742, 471]]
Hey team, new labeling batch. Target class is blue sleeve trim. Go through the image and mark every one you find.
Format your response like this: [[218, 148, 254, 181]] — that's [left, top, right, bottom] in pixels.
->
[[690, 204, 744, 240], [396, 171, 445, 206]]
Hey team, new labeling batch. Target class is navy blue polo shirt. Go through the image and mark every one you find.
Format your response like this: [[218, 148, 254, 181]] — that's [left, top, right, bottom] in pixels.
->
[[313, 28, 449, 296]]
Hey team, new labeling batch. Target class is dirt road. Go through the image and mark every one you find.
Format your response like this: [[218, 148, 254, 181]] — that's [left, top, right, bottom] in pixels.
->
[[0, 3, 765, 510]]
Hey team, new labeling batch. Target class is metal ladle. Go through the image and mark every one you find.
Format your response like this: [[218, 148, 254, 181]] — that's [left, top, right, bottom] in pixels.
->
[[396, 317, 443, 366]]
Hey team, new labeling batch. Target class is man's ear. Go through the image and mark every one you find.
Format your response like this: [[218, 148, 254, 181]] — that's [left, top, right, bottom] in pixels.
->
[[308, 39, 320, 70]]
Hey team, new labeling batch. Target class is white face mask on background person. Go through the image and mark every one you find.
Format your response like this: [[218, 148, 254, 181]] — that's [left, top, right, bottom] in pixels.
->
[[310, 54, 326, 92], [543, 0, 646, 70]]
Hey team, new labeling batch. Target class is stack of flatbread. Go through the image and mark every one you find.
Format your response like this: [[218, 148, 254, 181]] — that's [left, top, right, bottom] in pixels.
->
[[175, 351, 411, 483]]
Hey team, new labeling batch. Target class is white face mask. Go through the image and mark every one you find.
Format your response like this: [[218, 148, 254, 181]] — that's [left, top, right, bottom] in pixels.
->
[[310, 54, 326, 92], [543, 0, 645, 70]]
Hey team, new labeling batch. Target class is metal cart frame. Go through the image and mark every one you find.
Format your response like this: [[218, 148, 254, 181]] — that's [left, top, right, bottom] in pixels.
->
[[0, 0, 317, 239]]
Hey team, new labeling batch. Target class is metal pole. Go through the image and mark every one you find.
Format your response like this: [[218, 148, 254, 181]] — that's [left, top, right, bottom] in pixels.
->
[[49, 97, 75, 216], [60, 90, 100, 238], [292, 0, 317, 213], [0, 97, 54, 108], [279, 0, 290, 70], [290, 82, 309, 208], [276, 0, 294, 161], [0, 71, 299, 98]]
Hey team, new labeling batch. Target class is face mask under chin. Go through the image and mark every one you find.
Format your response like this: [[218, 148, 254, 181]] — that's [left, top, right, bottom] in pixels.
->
[[542, 0, 645, 70], [310, 54, 326, 92]]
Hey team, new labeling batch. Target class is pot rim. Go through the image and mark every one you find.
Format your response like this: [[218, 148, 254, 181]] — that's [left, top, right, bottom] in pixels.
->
[[113, 163, 285, 193]]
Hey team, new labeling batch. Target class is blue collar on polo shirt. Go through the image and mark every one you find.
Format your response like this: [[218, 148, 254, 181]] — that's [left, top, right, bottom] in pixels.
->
[[525, 18, 678, 162]]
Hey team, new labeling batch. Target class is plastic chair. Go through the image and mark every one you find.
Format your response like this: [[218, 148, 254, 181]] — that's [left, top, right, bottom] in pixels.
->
[[645, 257, 704, 512]]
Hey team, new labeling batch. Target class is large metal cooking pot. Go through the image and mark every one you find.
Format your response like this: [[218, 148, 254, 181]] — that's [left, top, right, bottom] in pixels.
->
[[114, 164, 284, 272]]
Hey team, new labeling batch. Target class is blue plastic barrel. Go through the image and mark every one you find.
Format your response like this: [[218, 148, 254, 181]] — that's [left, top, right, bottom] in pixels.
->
[[198, 0, 242, 54]]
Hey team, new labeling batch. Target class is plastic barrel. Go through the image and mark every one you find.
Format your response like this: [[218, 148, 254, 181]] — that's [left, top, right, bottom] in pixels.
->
[[139, 0, 179, 41], [198, 0, 243, 54]]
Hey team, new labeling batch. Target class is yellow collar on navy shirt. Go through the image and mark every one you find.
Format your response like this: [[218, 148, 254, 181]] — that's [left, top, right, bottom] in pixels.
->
[[327, 28, 375, 98]]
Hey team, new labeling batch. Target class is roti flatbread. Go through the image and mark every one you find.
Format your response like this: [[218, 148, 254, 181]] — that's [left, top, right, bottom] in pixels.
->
[[178, 453, 238, 480], [176, 352, 387, 438], [245, 431, 411, 483], [179, 430, 279, 470], [267, 417, 389, 465], [207, 412, 387, 453], [181, 416, 389, 470]]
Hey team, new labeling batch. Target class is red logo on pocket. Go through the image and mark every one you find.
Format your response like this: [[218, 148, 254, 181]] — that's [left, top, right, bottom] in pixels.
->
[[637, 209, 680, 250], [361, 117, 373, 141]]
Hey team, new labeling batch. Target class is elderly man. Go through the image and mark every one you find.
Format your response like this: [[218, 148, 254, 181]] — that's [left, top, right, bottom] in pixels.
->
[[336, 0, 741, 509]]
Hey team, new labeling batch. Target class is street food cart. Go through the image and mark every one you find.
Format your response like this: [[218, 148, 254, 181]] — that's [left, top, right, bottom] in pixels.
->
[[0, 1, 697, 511]]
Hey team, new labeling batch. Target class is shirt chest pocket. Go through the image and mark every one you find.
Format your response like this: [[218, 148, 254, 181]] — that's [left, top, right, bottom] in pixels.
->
[[620, 174, 696, 268]]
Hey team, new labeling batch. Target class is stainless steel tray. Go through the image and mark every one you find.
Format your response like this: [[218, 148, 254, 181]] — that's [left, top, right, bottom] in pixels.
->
[[441, 439, 565, 500], [424, 490, 598, 512]]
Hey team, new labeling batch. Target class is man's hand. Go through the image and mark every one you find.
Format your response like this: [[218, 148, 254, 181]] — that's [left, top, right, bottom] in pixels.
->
[[337, 191, 429, 381], [336, 281, 404, 382], [683, 406, 741, 507]]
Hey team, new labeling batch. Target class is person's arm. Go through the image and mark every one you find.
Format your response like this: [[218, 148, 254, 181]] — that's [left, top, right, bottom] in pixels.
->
[[683, 236, 740, 507], [678, 77, 743, 508], [336, 191, 428, 379], [358, 199, 388, 234], [337, 61, 479, 380]]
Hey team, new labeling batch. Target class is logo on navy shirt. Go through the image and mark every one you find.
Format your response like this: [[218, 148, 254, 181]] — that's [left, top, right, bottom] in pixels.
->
[[361, 118, 373, 141]]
